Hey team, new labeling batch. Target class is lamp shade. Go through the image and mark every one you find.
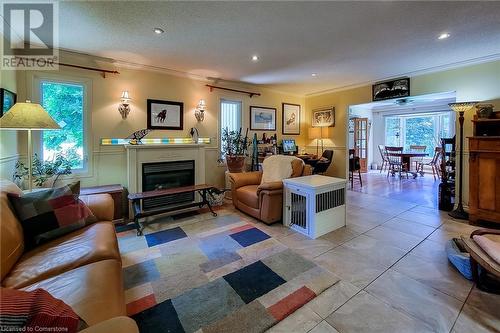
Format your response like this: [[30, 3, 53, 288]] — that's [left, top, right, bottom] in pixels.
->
[[308, 127, 322, 139], [448, 102, 478, 113], [0, 102, 60, 130], [197, 99, 206, 110], [121, 91, 131, 101]]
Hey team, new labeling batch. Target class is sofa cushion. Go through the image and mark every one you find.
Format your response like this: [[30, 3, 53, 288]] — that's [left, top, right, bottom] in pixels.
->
[[22, 259, 126, 326], [0, 287, 87, 332], [236, 185, 260, 209], [0, 179, 25, 280], [2, 222, 120, 289], [8, 181, 97, 249]]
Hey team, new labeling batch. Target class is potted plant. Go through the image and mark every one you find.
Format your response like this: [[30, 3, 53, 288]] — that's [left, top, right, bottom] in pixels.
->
[[221, 127, 249, 173], [13, 152, 73, 189]]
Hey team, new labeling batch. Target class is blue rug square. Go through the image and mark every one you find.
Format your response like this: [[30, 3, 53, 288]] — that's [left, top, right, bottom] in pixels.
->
[[145, 227, 187, 247], [132, 299, 185, 333], [123, 259, 161, 289], [230, 228, 270, 247], [223, 261, 286, 304]]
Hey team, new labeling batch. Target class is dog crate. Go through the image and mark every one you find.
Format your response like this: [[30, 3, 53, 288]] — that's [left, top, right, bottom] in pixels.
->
[[283, 175, 346, 239]]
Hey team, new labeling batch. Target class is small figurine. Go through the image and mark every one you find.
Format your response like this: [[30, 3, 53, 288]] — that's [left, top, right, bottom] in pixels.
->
[[126, 129, 152, 144]]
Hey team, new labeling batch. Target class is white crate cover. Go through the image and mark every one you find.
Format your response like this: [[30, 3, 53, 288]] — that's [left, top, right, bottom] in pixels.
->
[[283, 175, 347, 239]]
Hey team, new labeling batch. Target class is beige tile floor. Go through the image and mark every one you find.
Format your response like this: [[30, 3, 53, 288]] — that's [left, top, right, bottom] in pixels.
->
[[265, 190, 500, 333]]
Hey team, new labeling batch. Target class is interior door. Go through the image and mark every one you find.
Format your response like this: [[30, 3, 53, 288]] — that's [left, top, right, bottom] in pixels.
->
[[354, 118, 368, 172]]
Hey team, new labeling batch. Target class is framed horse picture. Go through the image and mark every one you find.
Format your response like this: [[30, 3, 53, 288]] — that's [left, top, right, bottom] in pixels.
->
[[147, 99, 183, 130]]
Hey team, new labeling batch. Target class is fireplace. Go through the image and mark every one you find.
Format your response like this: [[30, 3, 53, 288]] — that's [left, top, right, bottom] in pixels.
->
[[142, 160, 195, 210]]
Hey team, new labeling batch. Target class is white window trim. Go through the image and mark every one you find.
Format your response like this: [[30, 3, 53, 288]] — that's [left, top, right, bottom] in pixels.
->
[[219, 98, 242, 160], [31, 72, 93, 177]]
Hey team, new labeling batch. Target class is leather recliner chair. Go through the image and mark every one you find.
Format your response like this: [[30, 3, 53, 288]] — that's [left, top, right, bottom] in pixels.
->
[[228, 158, 312, 224]]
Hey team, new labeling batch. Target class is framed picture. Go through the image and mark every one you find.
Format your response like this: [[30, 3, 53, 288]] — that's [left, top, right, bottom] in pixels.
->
[[250, 106, 276, 131], [282, 103, 300, 135], [372, 77, 410, 101], [147, 99, 183, 130], [312, 106, 335, 127], [0, 88, 17, 117]]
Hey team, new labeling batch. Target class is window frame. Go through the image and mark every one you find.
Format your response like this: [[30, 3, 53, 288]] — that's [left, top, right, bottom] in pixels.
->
[[31, 73, 92, 176], [384, 111, 455, 155], [219, 98, 242, 159]]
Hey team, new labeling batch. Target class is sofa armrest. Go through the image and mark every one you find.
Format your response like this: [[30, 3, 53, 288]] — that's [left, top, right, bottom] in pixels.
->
[[80, 193, 115, 221], [80, 316, 138, 333], [228, 171, 262, 189], [257, 181, 283, 192], [302, 165, 313, 176]]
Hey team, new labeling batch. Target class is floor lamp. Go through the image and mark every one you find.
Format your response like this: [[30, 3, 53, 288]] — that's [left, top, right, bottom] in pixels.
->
[[448, 101, 477, 220], [0, 101, 60, 191]]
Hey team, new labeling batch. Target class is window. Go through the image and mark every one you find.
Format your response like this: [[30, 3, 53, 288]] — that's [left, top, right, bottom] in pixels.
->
[[40, 80, 86, 170], [384, 112, 454, 155], [220, 99, 242, 157]]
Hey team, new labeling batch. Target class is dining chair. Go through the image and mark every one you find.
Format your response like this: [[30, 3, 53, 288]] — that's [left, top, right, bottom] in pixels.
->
[[378, 144, 389, 173], [410, 145, 427, 172], [349, 149, 362, 188], [385, 146, 408, 179], [418, 147, 442, 180]]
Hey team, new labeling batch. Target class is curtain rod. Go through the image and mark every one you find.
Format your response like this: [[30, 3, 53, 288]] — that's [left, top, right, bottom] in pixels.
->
[[206, 84, 261, 98], [58, 62, 119, 78], [14, 57, 119, 78]]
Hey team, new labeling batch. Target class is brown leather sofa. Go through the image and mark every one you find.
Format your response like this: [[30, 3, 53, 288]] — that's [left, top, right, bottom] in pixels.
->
[[0, 179, 138, 333], [229, 159, 312, 224]]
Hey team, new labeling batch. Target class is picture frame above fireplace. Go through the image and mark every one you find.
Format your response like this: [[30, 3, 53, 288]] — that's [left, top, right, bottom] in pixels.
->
[[147, 99, 184, 130]]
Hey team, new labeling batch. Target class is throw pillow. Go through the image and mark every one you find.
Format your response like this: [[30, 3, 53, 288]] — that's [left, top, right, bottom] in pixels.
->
[[8, 181, 97, 249], [0, 287, 88, 332]]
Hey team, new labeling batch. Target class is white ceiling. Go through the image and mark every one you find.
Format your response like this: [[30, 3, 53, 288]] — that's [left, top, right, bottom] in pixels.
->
[[8, 1, 500, 95]]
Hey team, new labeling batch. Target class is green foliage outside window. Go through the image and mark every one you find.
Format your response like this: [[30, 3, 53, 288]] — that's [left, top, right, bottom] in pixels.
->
[[41, 81, 84, 168]]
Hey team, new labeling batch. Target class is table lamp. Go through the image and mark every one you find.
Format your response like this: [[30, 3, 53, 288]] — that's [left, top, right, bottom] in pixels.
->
[[308, 126, 331, 157], [448, 101, 477, 220], [0, 101, 60, 191]]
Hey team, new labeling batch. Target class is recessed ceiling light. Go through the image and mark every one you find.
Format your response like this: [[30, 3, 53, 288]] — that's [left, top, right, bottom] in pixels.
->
[[153, 27, 165, 34], [438, 33, 450, 40], [251, 55, 259, 62], [311, 73, 317, 77]]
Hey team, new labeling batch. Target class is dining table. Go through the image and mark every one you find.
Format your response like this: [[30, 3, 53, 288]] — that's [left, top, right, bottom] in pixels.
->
[[399, 151, 428, 178]]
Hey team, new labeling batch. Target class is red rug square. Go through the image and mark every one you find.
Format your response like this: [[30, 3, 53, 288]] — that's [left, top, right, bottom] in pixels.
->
[[126, 294, 156, 316], [267, 286, 316, 321]]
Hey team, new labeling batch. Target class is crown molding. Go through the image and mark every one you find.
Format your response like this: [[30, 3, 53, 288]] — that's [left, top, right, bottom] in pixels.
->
[[305, 53, 500, 98], [57, 48, 306, 98]]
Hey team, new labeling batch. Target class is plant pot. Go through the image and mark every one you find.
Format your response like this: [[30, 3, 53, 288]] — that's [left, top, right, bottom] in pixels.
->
[[226, 156, 245, 173], [476, 104, 494, 119]]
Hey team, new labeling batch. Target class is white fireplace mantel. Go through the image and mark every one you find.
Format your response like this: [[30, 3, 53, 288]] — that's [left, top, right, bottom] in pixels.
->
[[125, 144, 206, 193]]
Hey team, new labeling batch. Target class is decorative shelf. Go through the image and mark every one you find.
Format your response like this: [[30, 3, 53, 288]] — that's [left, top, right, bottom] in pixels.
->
[[101, 137, 211, 145]]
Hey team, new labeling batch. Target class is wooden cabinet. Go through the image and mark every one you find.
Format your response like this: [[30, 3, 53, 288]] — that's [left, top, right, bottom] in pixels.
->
[[353, 118, 368, 172], [469, 137, 500, 225]]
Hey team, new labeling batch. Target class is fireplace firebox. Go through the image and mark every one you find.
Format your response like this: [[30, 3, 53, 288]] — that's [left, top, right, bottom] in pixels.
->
[[141, 160, 195, 210]]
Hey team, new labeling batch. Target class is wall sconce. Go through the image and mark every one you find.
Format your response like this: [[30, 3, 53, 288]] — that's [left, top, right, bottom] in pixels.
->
[[194, 99, 206, 122], [118, 91, 131, 119]]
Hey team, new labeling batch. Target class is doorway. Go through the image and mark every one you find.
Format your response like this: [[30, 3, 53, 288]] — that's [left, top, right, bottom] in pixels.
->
[[347, 91, 456, 208]]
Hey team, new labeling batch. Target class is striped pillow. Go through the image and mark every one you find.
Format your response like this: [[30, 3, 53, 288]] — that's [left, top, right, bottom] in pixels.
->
[[0, 287, 87, 332], [8, 181, 97, 249]]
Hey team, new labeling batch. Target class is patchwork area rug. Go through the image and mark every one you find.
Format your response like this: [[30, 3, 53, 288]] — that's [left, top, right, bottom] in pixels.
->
[[117, 208, 339, 333]]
